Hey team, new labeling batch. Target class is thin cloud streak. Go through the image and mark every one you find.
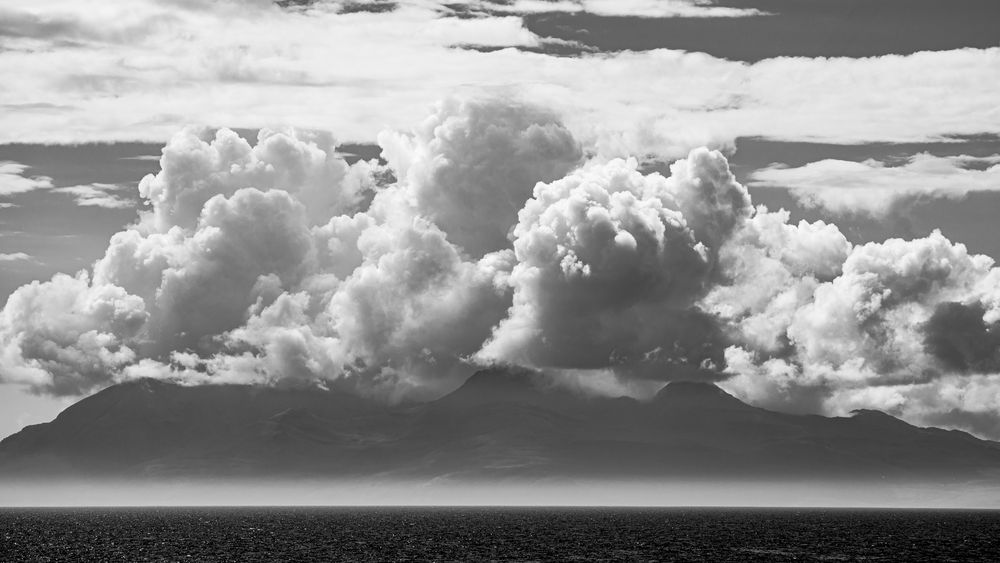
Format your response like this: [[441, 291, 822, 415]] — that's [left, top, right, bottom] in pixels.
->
[[749, 153, 1000, 216], [52, 183, 135, 209], [0, 252, 34, 263], [0, 162, 53, 196], [0, 163, 136, 208]]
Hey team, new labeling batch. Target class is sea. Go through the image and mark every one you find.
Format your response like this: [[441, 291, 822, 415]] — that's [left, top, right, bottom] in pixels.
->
[[2, 506, 999, 561]]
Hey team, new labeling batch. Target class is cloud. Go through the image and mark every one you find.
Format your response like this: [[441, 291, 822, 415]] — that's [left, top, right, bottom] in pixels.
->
[[0, 121, 382, 396], [137, 126, 377, 231], [701, 207, 852, 355], [464, 0, 764, 18], [52, 183, 135, 209], [0, 272, 147, 395], [478, 148, 750, 379], [713, 225, 1000, 433], [0, 98, 535, 399], [5, 96, 1000, 440], [0, 162, 53, 196], [0, 98, 754, 398], [0, 0, 996, 157], [378, 96, 582, 257], [923, 301, 1000, 374], [0, 164, 135, 208], [226, 216, 511, 399], [750, 153, 1000, 216], [0, 252, 34, 263]]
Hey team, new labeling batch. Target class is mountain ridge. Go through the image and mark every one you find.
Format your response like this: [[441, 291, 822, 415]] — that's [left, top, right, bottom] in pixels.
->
[[2, 370, 999, 482]]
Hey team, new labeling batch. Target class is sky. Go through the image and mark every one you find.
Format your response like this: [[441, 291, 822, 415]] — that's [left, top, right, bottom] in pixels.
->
[[0, 0, 999, 440]]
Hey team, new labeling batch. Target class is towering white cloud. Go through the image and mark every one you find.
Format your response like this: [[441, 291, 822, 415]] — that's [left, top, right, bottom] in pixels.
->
[[0, 98, 547, 399], [4, 96, 1000, 439], [138, 127, 376, 231], [0, 123, 381, 395], [714, 226, 1000, 430], [702, 208, 852, 355], [0, 272, 147, 396], [378, 97, 582, 257], [478, 148, 751, 378]]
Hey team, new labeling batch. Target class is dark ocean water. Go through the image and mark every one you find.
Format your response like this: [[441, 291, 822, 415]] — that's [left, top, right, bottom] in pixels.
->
[[2, 506, 999, 562]]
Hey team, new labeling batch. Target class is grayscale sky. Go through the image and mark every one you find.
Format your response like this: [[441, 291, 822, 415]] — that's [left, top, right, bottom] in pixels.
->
[[0, 0, 998, 439]]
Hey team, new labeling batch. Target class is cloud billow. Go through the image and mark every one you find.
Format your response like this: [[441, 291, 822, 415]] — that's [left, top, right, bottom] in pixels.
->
[[4, 97, 1000, 438], [477, 148, 750, 380]]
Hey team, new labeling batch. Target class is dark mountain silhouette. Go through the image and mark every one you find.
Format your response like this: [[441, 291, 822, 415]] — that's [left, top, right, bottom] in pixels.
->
[[2, 369, 1000, 482]]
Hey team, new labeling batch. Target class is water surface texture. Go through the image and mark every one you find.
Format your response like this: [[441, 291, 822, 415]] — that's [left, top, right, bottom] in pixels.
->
[[3, 507, 999, 561]]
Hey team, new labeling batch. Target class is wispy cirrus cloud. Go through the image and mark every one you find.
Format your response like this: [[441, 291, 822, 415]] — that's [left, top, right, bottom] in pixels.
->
[[749, 153, 1000, 216]]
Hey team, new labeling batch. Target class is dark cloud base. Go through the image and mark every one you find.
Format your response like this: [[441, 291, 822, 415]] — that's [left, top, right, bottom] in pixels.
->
[[924, 301, 1000, 374]]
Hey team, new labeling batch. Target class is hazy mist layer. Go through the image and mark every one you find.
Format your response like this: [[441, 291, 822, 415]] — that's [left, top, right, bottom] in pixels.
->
[[4, 479, 1000, 510]]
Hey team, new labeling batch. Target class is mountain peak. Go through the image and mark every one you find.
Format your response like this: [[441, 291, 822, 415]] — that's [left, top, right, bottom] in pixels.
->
[[653, 380, 750, 411], [437, 366, 549, 407], [848, 408, 915, 431]]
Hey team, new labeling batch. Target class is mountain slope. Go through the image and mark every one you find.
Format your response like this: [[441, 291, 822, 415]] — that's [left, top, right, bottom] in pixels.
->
[[2, 371, 1000, 482]]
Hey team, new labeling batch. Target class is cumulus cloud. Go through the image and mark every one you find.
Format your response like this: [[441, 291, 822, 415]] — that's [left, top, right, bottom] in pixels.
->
[[5, 95, 1000, 439], [0, 98, 548, 399], [0, 272, 147, 395], [1, 98, 757, 398], [750, 153, 1000, 216], [713, 225, 1000, 434], [0, 121, 385, 395], [702, 208, 852, 355], [378, 97, 582, 256], [137, 127, 377, 231], [478, 148, 750, 379]]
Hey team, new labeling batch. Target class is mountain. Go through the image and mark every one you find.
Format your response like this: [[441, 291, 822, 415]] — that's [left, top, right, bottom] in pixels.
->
[[2, 370, 1000, 483]]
